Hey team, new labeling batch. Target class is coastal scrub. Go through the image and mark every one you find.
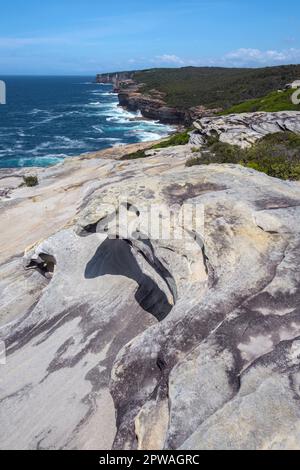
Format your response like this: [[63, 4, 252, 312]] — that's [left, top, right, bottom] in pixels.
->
[[186, 132, 300, 180]]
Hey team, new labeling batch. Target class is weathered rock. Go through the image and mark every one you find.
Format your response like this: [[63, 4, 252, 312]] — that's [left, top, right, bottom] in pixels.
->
[[118, 88, 187, 124], [1, 140, 300, 450], [285, 80, 300, 90], [192, 111, 300, 148]]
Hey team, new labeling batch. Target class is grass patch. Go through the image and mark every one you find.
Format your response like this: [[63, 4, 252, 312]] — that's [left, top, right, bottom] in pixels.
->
[[23, 175, 39, 187], [186, 132, 300, 180], [222, 89, 300, 115], [121, 130, 190, 160], [120, 149, 148, 160], [151, 131, 190, 149]]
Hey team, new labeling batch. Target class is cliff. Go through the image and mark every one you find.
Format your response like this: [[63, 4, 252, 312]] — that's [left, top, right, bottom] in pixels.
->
[[96, 72, 219, 124], [1, 114, 300, 449], [117, 85, 188, 124], [96, 65, 300, 124], [96, 71, 135, 85]]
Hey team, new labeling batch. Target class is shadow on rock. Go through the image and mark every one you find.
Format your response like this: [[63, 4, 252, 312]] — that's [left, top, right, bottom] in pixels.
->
[[85, 238, 173, 321]]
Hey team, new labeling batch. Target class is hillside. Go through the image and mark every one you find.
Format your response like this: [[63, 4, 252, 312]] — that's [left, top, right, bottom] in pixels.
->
[[1, 129, 300, 450], [132, 65, 300, 109]]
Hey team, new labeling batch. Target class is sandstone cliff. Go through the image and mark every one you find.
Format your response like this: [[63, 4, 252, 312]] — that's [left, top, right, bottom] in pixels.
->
[[95, 73, 220, 124], [96, 71, 135, 85], [1, 118, 300, 449]]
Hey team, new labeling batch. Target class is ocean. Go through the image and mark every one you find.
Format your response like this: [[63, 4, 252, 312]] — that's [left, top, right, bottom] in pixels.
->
[[0, 76, 174, 168]]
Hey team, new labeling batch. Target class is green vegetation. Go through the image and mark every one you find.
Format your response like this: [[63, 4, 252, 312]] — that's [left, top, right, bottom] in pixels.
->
[[132, 65, 300, 110], [23, 175, 39, 187], [186, 132, 300, 180], [120, 149, 148, 160], [151, 130, 190, 148], [121, 130, 190, 160], [186, 156, 202, 167], [222, 89, 300, 114]]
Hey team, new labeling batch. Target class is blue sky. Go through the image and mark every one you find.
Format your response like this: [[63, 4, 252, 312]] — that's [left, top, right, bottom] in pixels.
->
[[0, 0, 300, 74]]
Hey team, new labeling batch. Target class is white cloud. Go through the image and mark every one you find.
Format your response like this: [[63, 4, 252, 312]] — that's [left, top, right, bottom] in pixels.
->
[[147, 48, 300, 69], [154, 54, 185, 65], [224, 48, 300, 65]]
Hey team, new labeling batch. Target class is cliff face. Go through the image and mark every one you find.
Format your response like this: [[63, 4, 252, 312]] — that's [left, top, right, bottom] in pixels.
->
[[118, 88, 187, 124], [96, 71, 134, 85], [96, 73, 220, 124]]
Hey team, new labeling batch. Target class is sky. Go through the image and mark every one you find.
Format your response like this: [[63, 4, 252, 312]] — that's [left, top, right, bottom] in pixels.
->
[[0, 0, 300, 75]]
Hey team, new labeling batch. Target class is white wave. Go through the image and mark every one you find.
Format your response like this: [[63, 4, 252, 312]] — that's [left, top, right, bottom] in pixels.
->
[[28, 108, 50, 116], [106, 117, 131, 124], [87, 137, 120, 142], [26, 137, 86, 155], [112, 142, 126, 148], [92, 126, 104, 133], [136, 131, 168, 142], [14, 154, 65, 167], [30, 113, 65, 127], [89, 90, 115, 96], [61, 110, 82, 117], [104, 104, 140, 123], [0, 148, 14, 155], [41, 153, 67, 159]]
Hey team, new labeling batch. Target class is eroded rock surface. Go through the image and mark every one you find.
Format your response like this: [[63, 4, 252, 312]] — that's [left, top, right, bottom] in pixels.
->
[[1, 141, 300, 450], [191, 111, 300, 148]]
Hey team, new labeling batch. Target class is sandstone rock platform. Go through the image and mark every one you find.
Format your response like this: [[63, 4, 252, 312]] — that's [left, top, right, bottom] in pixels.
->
[[191, 111, 300, 148], [1, 139, 300, 450]]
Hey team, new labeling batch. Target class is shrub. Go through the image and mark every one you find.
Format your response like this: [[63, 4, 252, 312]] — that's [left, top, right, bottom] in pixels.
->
[[121, 130, 190, 160], [222, 89, 300, 115], [132, 65, 300, 110], [23, 175, 39, 187], [151, 131, 190, 149], [185, 132, 300, 181], [186, 156, 202, 167]]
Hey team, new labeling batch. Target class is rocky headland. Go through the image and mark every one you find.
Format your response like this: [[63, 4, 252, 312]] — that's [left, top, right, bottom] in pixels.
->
[[96, 72, 220, 125], [1, 110, 300, 449]]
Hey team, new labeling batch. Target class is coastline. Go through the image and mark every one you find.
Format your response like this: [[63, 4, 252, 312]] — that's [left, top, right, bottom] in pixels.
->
[[0, 77, 176, 170], [96, 72, 219, 126], [0, 138, 169, 201], [96, 73, 188, 125]]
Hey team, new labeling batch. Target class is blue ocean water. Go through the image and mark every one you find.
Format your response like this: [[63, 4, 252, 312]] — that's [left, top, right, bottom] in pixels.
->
[[0, 76, 174, 168]]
